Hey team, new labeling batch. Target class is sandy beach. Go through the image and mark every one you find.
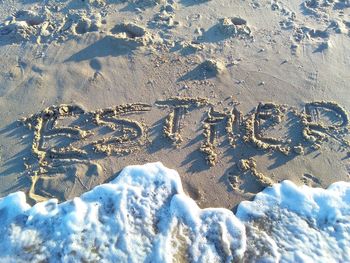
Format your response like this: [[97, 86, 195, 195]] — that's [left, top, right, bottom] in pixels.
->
[[1, 0, 349, 208], [0, 0, 350, 261]]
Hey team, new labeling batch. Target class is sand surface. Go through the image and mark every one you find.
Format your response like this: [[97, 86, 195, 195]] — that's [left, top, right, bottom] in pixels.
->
[[0, 0, 350, 210]]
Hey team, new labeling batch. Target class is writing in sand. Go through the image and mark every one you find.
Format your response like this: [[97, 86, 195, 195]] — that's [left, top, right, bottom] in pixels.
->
[[19, 97, 349, 202]]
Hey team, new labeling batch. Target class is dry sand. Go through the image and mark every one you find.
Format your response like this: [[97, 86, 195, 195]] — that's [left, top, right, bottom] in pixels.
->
[[0, 0, 349, 210]]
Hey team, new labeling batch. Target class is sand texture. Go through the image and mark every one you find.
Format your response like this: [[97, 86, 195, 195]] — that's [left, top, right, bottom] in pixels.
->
[[0, 0, 350, 209]]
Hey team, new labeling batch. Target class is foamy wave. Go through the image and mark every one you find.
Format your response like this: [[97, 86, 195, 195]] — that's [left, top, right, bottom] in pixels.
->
[[236, 180, 350, 262], [0, 163, 349, 262], [0, 163, 245, 262]]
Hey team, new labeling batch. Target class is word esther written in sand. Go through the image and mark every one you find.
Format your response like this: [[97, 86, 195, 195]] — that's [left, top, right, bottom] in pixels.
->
[[20, 98, 349, 202]]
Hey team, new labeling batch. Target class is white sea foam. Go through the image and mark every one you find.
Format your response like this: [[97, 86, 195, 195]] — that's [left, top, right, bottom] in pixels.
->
[[236, 180, 350, 262], [0, 162, 245, 262], [0, 163, 349, 262]]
